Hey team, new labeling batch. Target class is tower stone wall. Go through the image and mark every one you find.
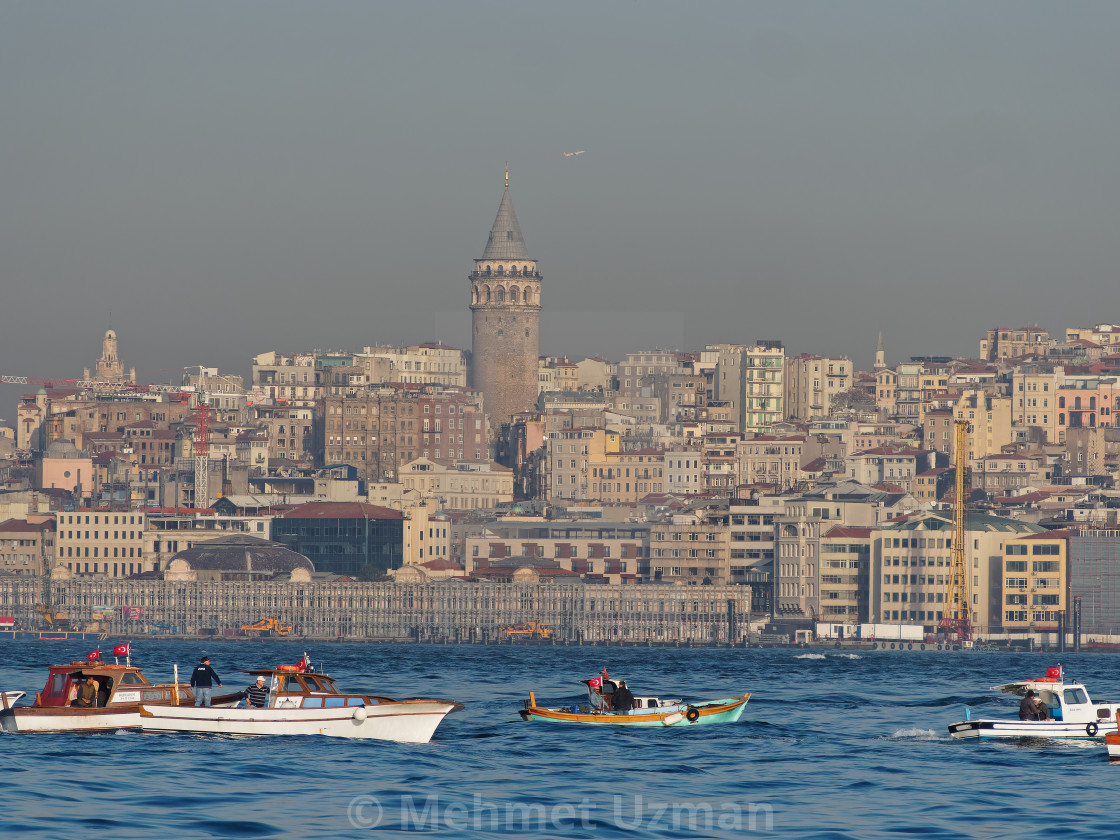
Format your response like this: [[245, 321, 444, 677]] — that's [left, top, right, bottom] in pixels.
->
[[470, 182, 541, 433]]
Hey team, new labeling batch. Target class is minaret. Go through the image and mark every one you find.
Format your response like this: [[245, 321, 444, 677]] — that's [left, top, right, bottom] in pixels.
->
[[469, 172, 542, 434], [874, 331, 886, 371]]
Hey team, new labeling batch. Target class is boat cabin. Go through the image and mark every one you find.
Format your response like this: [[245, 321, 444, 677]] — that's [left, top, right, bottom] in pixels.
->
[[579, 675, 681, 714], [995, 678, 1119, 725], [32, 661, 182, 708], [247, 666, 379, 710]]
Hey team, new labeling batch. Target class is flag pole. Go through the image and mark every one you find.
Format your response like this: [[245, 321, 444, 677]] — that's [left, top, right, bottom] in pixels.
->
[[172, 664, 180, 705]]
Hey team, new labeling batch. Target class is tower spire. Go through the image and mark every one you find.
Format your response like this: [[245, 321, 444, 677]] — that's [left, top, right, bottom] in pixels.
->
[[874, 331, 886, 370], [505, 162, 509, 188]]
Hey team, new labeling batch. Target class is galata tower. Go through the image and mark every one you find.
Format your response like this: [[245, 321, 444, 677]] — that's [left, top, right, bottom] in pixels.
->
[[469, 173, 541, 433]]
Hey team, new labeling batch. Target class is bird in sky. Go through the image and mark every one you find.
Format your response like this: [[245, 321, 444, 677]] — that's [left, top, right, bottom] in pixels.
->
[[562, 150, 585, 157]]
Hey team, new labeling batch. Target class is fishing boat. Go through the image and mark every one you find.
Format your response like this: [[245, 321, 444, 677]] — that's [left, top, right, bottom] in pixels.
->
[[0, 656, 236, 733], [138, 656, 464, 743], [948, 666, 1120, 740], [519, 671, 750, 727], [1106, 712, 1120, 761]]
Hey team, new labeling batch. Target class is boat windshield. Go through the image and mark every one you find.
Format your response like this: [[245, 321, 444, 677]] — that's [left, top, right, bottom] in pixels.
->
[[303, 675, 338, 694], [1063, 687, 1088, 705], [119, 672, 146, 685]]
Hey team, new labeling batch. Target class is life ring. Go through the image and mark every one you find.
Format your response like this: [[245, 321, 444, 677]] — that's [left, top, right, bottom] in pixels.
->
[[685, 707, 700, 723], [907, 643, 913, 650], [889, 642, 896, 650], [1087, 722, 1099, 736], [920, 644, 926, 651], [937, 644, 943, 650], [871, 643, 878, 650]]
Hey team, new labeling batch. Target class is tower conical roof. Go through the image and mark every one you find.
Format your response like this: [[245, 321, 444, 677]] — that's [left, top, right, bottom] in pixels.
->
[[480, 187, 531, 261]]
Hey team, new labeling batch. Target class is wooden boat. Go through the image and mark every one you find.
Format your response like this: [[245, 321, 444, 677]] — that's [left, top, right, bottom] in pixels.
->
[[948, 667, 1120, 740], [139, 658, 464, 743], [0, 660, 237, 733], [519, 671, 750, 727], [1104, 712, 1120, 761]]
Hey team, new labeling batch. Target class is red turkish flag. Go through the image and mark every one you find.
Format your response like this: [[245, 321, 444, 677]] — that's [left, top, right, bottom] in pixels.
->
[[86, 649, 100, 661], [1045, 666, 1061, 680], [113, 644, 130, 656], [588, 677, 602, 688]]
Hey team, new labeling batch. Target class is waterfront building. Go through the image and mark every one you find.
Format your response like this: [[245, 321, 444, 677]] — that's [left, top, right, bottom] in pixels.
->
[[271, 501, 403, 577], [1000, 529, 1068, 638], [648, 509, 731, 585], [55, 508, 148, 578], [1070, 529, 1120, 637], [469, 176, 542, 434], [818, 526, 872, 623], [465, 518, 649, 581], [0, 517, 54, 576], [870, 511, 1045, 637], [0, 576, 752, 644]]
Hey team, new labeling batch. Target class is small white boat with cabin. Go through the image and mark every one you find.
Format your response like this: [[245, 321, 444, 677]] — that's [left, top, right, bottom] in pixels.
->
[[139, 657, 463, 743], [948, 667, 1120, 740]]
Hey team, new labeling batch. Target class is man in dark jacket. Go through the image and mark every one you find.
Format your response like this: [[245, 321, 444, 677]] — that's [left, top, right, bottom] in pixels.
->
[[190, 656, 223, 707], [241, 676, 270, 708], [613, 680, 636, 714], [1019, 690, 1049, 721]]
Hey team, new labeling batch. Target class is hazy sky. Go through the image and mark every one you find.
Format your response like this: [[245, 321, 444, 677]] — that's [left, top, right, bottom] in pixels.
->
[[2, 1, 1118, 412]]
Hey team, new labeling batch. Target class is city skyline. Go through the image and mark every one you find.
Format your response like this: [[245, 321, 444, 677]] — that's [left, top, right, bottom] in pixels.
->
[[3, 2, 1118, 397]]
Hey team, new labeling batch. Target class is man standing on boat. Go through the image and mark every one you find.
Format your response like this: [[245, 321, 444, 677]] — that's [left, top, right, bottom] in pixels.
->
[[613, 680, 635, 714], [190, 656, 223, 707]]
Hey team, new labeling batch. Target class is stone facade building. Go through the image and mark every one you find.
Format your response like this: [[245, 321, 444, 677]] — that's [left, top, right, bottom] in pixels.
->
[[470, 177, 542, 435]]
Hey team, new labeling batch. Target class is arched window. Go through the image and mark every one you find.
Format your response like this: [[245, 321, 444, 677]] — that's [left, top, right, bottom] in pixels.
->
[[497, 265, 504, 275], [510, 286, 520, 303], [484, 285, 491, 303], [1059, 413, 1065, 425], [496, 287, 505, 303], [1075, 396, 1082, 410], [1090, 396, 1096, 410], [1059, 396, 1065, 408], [523, 288, 532, 305]]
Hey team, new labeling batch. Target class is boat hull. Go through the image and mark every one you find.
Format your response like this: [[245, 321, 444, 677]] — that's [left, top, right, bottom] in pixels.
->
[[520, 695, 750, 727], [1, 706, 145, 733], [948, 718, 1118, 740], [0, 694, 241, 734], [139, 699, 460, 743], [1105, 733, 1120, 761]]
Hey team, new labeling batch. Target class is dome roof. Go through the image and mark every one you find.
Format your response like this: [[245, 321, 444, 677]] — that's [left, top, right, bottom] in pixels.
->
[[167, 534, 314, 575]]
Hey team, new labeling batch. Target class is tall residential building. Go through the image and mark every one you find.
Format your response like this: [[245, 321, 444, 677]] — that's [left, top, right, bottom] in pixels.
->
[[711, 343, 785, 434], [784, 354, 852, 421], [470, 176, 541, 434], [980, 326, 1050, 362]]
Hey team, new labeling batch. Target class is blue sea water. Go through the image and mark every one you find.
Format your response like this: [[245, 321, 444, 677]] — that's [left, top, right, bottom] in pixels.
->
[[2, 641, 1118, 839]]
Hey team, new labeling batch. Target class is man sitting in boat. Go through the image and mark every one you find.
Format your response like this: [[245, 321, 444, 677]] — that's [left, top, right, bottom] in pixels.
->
[[1019, 690, 1051, 721], [72, 677, 97, 708], [240, 676, 270, 708]]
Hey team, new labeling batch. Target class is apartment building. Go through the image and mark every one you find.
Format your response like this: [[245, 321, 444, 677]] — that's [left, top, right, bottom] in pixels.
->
[[1001, 529, 1068, 636], [0, 517, 54, 576], [784, 354, 852, 421], [398, 457, 513, 510], [55, 509, 149, 578], [648, 511, 731, 585]]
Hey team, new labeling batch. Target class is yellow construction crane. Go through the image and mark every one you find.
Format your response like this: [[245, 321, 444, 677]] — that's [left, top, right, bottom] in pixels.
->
[[938, 419, 973, 643]]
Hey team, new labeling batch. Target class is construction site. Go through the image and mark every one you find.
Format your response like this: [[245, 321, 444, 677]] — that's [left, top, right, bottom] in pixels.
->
[[0, 576, 753, 645]]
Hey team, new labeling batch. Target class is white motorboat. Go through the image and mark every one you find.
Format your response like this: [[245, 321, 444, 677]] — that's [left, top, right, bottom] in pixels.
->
[[139, 658, 463, 743], [948, 667, 1120, 740]]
